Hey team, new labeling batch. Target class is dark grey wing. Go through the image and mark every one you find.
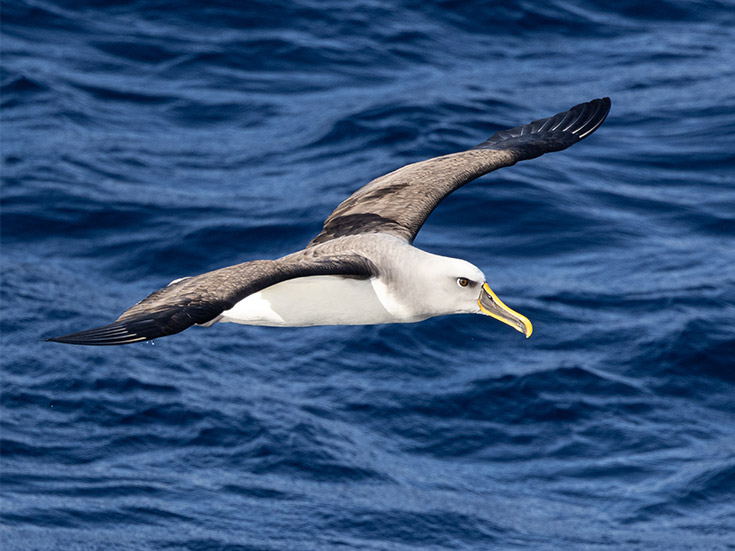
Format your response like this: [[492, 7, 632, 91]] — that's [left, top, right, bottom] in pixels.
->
[[309, 97, 610, 246], [47, 253, 376, 346]]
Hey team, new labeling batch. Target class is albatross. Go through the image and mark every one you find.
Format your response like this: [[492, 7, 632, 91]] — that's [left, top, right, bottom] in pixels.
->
[[48, 97, 610, 346]]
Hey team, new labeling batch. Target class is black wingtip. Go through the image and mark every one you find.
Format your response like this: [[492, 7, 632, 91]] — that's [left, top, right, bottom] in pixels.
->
[[47, 321, 153, 346], [571, 97, 611, 138], [474, 97, 611, 154]]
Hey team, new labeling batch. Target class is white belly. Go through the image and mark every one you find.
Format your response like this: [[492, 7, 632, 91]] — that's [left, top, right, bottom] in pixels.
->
[[218, 275, 408, 327]]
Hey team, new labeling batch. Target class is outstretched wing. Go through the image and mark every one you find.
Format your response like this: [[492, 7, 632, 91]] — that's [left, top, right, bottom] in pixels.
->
[[308, 98, 610, 246], [47, 252, 376, 345]]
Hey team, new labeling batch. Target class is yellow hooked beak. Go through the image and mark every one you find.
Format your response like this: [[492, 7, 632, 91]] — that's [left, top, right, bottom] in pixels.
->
[[478, 282, 533, 338]]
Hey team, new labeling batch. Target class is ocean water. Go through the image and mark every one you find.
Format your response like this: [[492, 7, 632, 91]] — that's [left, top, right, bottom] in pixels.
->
[[2, 0, 735, 549]]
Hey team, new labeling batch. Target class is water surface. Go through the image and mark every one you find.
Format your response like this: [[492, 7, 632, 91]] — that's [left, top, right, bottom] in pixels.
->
[[2, 1, 735, 549]]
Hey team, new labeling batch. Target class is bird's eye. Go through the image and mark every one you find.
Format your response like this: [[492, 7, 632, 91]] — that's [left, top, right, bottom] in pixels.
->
[[457, 277, 470, 288]]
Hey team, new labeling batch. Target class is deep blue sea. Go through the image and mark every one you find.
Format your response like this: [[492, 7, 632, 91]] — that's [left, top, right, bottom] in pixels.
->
[[2, 1, 735, 549]]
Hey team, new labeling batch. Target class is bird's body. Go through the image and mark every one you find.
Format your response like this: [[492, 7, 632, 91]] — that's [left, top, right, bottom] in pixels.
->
[[221, 274, 391, 327], [49, 98, 611, 346], [219, 235, 485, 327]]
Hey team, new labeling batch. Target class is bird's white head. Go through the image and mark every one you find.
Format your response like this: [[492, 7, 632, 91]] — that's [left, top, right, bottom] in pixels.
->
[[413, 254, 532, 337]]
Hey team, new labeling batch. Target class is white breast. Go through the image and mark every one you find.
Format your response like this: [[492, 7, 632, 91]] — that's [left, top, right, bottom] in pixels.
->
[[218, 275, 410, 327]]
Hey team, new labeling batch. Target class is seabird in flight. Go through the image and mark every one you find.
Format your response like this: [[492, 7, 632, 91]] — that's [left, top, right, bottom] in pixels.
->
[[48, 97, 611, 345]]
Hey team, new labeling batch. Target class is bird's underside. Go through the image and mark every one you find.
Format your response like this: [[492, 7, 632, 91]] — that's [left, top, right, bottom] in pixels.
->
[[48, 97, 611, 345]]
